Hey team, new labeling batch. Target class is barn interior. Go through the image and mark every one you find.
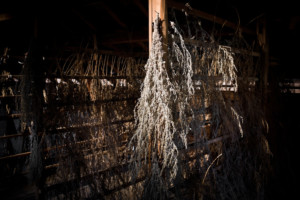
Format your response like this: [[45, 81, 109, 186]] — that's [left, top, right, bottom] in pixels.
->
[[0, 0, 299, 199]]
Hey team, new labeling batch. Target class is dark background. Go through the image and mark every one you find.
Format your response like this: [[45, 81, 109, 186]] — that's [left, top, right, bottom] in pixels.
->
[[1, 0, 299, 199]]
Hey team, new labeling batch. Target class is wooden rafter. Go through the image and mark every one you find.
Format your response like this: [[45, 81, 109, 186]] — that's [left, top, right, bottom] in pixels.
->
[[168, 0, 255, 35], [0, 13, 12, 21], [133, 0, 148, 17], [102, 3, 127, 28], [72, 9, 96, 31]]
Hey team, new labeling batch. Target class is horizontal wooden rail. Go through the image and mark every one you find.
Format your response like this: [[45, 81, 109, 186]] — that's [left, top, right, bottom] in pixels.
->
[[65, 47, 148, 58], [0, 152, 31, 160], [1, 74, 258, 82], [44, 97, 138, 108], [48, 75, 144, 80], [0, 118, 134, 140], [50, 119, 134, 133], [0, 74, 143, 80], [0, 134, 24, 140]]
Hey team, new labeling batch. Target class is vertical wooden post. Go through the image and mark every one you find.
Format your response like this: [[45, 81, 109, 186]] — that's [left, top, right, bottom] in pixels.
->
[[148, 0, 168, 171], [257, 17, 269, 110], [148, 0, 168, 53], [262, 18, 269, 108]]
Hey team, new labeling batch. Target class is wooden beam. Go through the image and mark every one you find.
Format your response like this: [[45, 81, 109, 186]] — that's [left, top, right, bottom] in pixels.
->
[[168, 0, 255, 35], [138, 41, 149, 51], [101, 37, 148, 45], [0, 13, 13, 21], [257, 17, 269, 109], [101, 3, 127, 28], [72, 9, 97, 31], [134, 0, 148, 17], [0, 134, 23, 140]]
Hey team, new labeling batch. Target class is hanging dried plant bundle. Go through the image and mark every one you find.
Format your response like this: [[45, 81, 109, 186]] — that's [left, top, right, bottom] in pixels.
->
[[169, 21, 195, 148], [175, 10, 272, 199], [129, 16, 178, 184], [129, 16, 196, 199], [212, 46, 238, 89]]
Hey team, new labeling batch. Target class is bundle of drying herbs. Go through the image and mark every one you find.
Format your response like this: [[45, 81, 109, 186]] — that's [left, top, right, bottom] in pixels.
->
[[129, 12, 271, 200]]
